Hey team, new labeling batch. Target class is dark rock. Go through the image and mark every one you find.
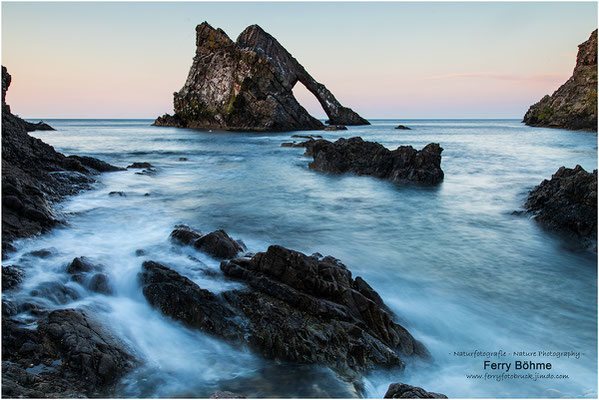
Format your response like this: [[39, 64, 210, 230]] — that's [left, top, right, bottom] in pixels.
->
[[88, 273, 113, 295], [210, 391, 246, 399], [1, 66, 120, 257], [395, 125, 411, 130], [292, 134, 323, 139], [194, 230, 244, 259], [23, 120, 55, 132], [525, 165, 597, 240], [109, 191, 126, 197], [170, 225, 203, 245], [135, 168, 157, 176], [139, 261, 241, 338], [153, 22, 368, 131], [523, 30, 597, 131], [221, 245, 430, 377], [179, 157, 188, 161], [127, 162, 153, 169], [2, 265, 24, 290], [30, 281, 80, 305], [281, 142, 294, 147], [66, 257, 101, 274], [26, 248, 54, 258], [66, 155, 123, 173], [304, 137, 444, 185], [384, 382, 447, 399], [324, 125, 348, 131], [135, 249, 146, 256], [2, 309, 135, 397]]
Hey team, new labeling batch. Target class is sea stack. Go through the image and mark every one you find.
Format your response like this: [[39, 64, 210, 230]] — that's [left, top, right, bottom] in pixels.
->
[[154, 22, 369, 131], [523, 30, 598, 131]]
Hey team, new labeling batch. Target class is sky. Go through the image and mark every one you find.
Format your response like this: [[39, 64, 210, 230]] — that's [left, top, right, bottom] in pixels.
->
[[1, 1, 597, 119]]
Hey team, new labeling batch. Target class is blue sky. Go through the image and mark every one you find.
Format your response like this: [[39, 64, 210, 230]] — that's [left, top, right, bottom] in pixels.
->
[[2, 2, 597, 119]]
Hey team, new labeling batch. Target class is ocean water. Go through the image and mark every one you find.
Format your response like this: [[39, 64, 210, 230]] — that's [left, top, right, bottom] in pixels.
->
[[4, 119, 597, 398]]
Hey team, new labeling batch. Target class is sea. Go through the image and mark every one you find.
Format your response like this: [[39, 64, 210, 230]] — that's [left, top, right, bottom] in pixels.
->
[[4, 119, 597, 398]]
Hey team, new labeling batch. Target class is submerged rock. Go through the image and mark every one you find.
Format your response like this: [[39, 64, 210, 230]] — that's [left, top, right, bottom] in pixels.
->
[[140, 240, 429, 382], [384, 382, 447, 399], [210, 391, 246, 399], [1, 66, 121, 257], [302, 137, 444, 185], [395, 125, 411, 130], [153, 22, 368, 131], [523, 30, 597, 131], [525, 165, 597, 240], [127, 162, 153, 169]]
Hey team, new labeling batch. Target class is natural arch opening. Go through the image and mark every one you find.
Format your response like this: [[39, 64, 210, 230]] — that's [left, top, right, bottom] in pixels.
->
[[291, 81, 327, 120]]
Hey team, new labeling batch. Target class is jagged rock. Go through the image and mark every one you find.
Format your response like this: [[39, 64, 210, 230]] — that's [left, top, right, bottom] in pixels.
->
[[303, 137, 444, 185], [2, 309, 135, 397], [523, 30, 597, 131], [384, 382, 447, 399], [140, 242, 429, 382], [66, 257, 101, 274], [395, 125, 411, 130], [292, 134, 323, 139], [1, 66, 120, 257], [194, 230, 243, 259], [23, 120, 55, 132], [2, 265, 24, 290], [88, 273, 113, 295], [127, 162, 153, 169], [525, 165, 597, 240], [323, 125, 347, 131], [170, 225, 202, 245], [153, 22, 368, 131], [139, 261, 241, 338]]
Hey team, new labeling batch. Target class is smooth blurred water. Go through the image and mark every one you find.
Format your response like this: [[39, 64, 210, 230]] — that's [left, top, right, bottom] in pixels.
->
[[5, 119, 597, 398]]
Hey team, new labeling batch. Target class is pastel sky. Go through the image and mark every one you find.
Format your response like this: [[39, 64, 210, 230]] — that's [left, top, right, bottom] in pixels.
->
[[2, 1, 597, 119]]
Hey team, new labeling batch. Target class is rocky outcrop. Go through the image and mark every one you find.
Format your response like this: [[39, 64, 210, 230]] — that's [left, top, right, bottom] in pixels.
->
[[169, 226, 243, 259], [395, 125, 411, 130], [525, 165, 597, 240], [140, 242, 429, 382], [384, 382, 447, 399], [1, 66, 122, 256], [153, 22, 368, 131], [523, 30, 598, 131], [2, 309, 135, 397], [301, 137, 444, 185]]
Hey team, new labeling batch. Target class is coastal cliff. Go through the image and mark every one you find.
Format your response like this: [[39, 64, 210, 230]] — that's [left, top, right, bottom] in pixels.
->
[[1, 66, 121, 256], [523, 30, 598, 131], [154, 22, 369, 131]]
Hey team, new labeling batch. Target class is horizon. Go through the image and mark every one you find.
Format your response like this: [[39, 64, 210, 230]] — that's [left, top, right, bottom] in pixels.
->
[[2, 2, 597, 120]]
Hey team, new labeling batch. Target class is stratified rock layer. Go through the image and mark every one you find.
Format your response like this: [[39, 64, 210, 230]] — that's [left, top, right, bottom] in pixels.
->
[[526, 165, 597, 240], [384, 382, 447, 399], [153, 22, 368, 131], [1, 66, 122, 256], [523, 30, 598, 131], [139, 244, 429, 382], [303, 137, 444, 185]]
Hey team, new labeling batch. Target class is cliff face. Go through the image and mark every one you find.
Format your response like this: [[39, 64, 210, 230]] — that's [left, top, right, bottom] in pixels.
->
[[523, 30, 598, 131], [1, 66, 121, 256], [154, 22, 369, 131]]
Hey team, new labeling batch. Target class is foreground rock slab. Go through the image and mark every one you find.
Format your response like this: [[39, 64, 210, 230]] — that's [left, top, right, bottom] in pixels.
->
[[153, 22, 368, 131], [523, 30, 597, 131], [140, 242, 429, 382], [525, 165, 597, 240], [302, 137, 444, 185], [384, 382, 447, 399]]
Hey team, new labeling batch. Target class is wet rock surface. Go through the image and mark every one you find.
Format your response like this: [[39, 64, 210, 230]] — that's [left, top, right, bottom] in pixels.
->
[[2, 265, 24, 290], [153, 22, 368, 131], [395, 125, 411, 130], [384, 382, 448, 399], [169, 226, 243, 259], [523, 30, 597, 131], [142, 236, 429, 382], [300, 137, 444, 185], [2, 309, 135, 397], [1, 66, 121, 257], [525, 165, 597, 240]]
